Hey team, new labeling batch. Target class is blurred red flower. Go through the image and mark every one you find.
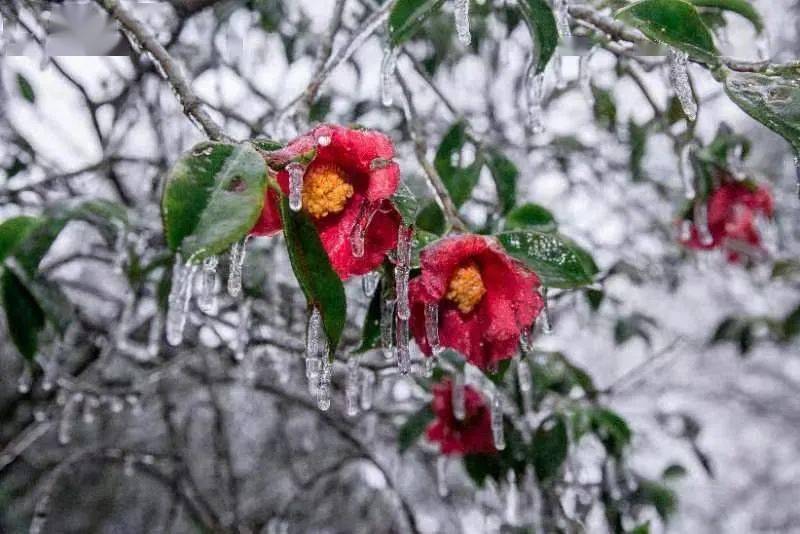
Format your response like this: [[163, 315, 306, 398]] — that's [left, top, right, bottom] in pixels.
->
[[681, 182, 773, 263], [250, 124, 401, 279], [409, 234, 543, 370], [426, 379, 496, 456]]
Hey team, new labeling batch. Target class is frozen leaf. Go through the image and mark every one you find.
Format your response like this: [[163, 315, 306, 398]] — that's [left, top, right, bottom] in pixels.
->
[[503, 203, 557, 233], [388, 0, 445, 46], [517, 0, 559, 73], [530, 414, 568, 482], [434, 121, 484, 207], [689, 0, 764, 33], [496, 231, 597, 288]]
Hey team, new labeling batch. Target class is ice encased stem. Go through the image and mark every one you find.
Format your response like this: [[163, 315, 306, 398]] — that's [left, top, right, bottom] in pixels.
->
[[525, 61, 546, 134], [667, 48, 697, 122], [395, 315, 411, 375], [424, 302, 441, 354], [454, 0, 471, 46], [395, 226, 412, 320], [381, 297, 396, 359], [287, 162, 305, 212]]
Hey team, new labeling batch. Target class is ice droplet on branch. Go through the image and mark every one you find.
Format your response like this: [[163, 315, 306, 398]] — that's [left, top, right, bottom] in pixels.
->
[[198, 255, 218, 314], [395, 226, 412, 321], [350, 202, 377, 258], [227, 237, 249, 297], [380, 45, 400, 107], [491, 393, 506, 450], [345, 359, 361, 417], [166, 254, 199, 346], [525, 62, 546, 134], [454, 0, 471, 46], [452, 372, 466, 421], [667, 48, 697, 122], [287, 162, 305, 212], [424, 302, 441, 354]]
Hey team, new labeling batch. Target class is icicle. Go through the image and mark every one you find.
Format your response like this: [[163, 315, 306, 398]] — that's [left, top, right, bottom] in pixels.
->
[[680, 219, 693, 242], [198, 255, 218, 314], [452, 372, 466, 421], [395, 226, 412, 320], [227, 237, 249, 297], [554, 0, 571, 38], [491, 393, 506, 450], [436, 456, 449, 497], [360, 369, 375, 410], [82, 395, 99, 424], [166, 254, 198, 346], [361, 271, 380, 297], [306, 307, 324, 359], [424, 302, 441, 355], [305, 357, 322, 394], [505, 471, 519, 525], [395, 315, 411, 375], [234, 299, 251, 361], [345, 359, 361, 417], [553, 53, 567, 90], [454, 0, 471, 46], [112, 224, 127, 275], [694, 201, 714, 246], [424, 355, 437, 378], [381, 297, 396, 359], [147, 314, 162, 359], [58, 393, 83, 445], [380, 45, 400, 107], [525, 60, 546, 134], [123, 455, 135, 477], [680, 144, 697, 199], [315, 359, 332, 411], [517, 358, 532, 393], [17, 365, 32, 394], [287, 162, 305, 212], [540, 288, 553, 334], [350, 202, 377, 258], [667, 48, 697, 122], [579, 47, 596, 106]]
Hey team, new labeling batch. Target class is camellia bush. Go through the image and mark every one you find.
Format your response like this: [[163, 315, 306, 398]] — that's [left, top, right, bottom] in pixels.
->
[[1, 0, 799, 532]]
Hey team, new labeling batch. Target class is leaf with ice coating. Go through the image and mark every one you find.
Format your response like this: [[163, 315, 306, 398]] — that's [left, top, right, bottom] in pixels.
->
[[388, 0, 445, 46], [391, 182, 421, 226], [0, 270, 45, 361], [530, 413, 568, 482], [724, 70, 800, 152], [496, 231, 597, 288], [503, 203, 557, 233], [0, 216, 41, 263], [689, 0, 763, 33], [280, 197, 346, 359], [162, 142, 267, 260], [434, 121, 484, 208], [616, 0, 718, 64], [517, 0, 559, 74]]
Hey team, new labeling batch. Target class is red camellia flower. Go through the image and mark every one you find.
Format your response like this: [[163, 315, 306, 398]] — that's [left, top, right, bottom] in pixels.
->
[[409, 234, 543, 370], [250, 124, 402, 279], [680, 181, 773, 263], [426, 379, 496, 456]]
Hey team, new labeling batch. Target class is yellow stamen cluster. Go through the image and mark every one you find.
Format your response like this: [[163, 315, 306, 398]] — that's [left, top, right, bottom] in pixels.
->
[[302, 164, 354, 219], [446, 262, 486, 314]]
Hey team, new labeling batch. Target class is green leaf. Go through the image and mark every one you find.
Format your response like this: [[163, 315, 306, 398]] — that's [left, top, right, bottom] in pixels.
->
[[1, 270, 45, 361], [4, 259, 72, 336], [585, 288, 605, 311], [662, 463, 688, 479], [616, 0, 719, 64], [415, 202, 447, 235], [593, 86, 618, 132], [398, 405, 435, 453], [724, 71, 800, 152], [162, 142, 267, 260], [496, 231, 597, 288], [517, 0, 559, 73], [689, 0, 763, 33], [504, 203, 557, 232], [434, 121, 484, 208], [485, 149, 517, 215], [631, 522, 651, 534], [279, 197, 346, 358], [635, 480, 678, 521], [531, 414, 568, 482], [16, 73, 35, 104], [388, 0, 446, 46], [0, 216, 42, 263], [391, 183, 421, 225], [354, 280, 382, 354], [411, 230, 439, 267], [783, 305, 800, 341], [588, 407, 632, 458]]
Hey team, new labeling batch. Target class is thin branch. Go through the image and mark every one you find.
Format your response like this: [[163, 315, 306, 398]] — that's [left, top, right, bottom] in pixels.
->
[[95, 0, 230, 142]]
